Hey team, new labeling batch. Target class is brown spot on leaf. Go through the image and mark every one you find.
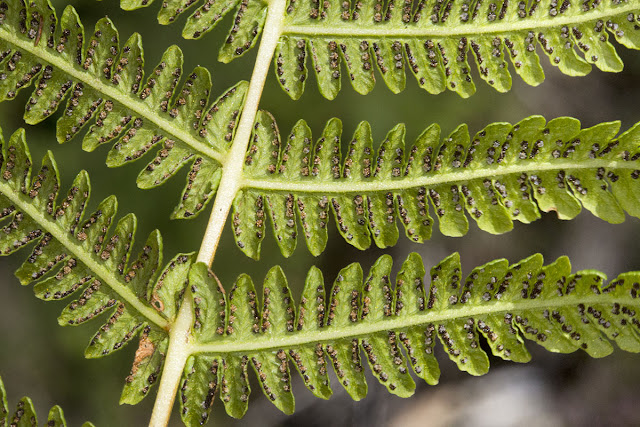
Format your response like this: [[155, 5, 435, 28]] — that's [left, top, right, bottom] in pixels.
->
[[126, 331, 155, 382]]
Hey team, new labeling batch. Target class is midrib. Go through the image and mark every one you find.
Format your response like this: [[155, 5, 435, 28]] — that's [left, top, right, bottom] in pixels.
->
[[0, 27, 226, 165], [193, 288, 635, 353], [242, 158, 637, 193], [283, 3, 638, 37]]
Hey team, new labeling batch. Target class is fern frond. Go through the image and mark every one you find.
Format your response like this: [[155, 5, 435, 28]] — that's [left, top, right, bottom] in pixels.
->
[[275, 0, 640, 99], [113, 0, 640, 92], [180, 252, 640, 424], [0, 125, 196, 404], [232, 114, 640, 258], [0, 0, 247, 218], [0, 373, 95, 426]]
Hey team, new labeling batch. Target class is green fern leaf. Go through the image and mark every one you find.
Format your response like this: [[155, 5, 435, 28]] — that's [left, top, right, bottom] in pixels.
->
[[217, 0, 269, 62], [0, 125, 196, 405], [112, 0, 640, 95], [0, 373, 95, 426], [273, 0, 640, 99], [0, 0, 247, 219], [232, 114, 640, 258], [180, 252, 640, 423]]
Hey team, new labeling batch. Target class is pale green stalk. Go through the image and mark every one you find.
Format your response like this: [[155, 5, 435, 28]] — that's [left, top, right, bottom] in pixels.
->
[[194, 289, 613, 353], [196, 0, 288, 267], [150, 0, 288, 425], [148, 297, 194, 427], [241, 159, 635, 193]]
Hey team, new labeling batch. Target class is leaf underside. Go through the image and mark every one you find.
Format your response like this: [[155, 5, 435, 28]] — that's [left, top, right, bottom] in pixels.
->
[[275, 0, 640, 99], [180, 252, 640, 425], [115, 0, 271, 62], [2, 1, 639, 425], [0, 125, 194, 405], [113, 0, 640, 97], [233, 113, 640, 259], [0, 373, 95, 427], [0, 0, 247, 219], [115, 0, 266, 51]]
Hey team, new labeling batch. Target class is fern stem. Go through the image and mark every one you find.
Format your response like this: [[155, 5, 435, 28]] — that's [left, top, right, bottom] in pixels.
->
[[196, 0, 288, 267], [150, 2, 288, 424], [149, 296, 194, 427], [192, 290, 630, 354], [240, 159, 636, 193]]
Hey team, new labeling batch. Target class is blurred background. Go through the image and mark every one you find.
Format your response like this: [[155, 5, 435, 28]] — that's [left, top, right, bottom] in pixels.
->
[[1, 0, 640, 425]]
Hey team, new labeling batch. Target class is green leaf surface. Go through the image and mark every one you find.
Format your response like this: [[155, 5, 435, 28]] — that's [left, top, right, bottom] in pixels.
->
[[275, 0, 640, 99], [116, 0, 245, 41], [111, 0, 639, 97], [0, 125, 196, 404], [185, 252, 640, 419], [0, 0, 248, 218], [235, 115, 640, 258]]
